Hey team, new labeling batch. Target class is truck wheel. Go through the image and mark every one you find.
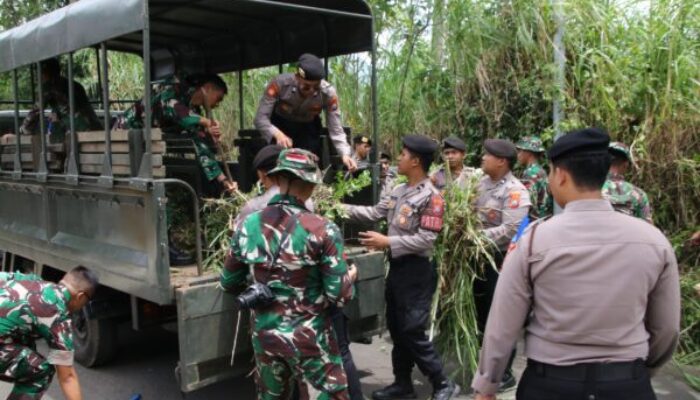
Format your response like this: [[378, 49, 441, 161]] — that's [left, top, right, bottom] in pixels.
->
[[72, 309, 117, 367]]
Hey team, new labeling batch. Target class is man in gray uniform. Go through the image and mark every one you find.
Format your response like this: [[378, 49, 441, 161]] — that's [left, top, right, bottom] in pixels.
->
[[342, 135, 459, 400], [254, 53, 356, 171], [474, 138, 531, 391], [351, 134, 372, 170], [430, 136, 475, 190], [472, 128, 680, 400]]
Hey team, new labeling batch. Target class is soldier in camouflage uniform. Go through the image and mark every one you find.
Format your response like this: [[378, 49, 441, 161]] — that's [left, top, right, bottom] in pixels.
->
[[120, 73, 236, 195], [602, 141, 653, 223], [0, 266, 98, 400], [221, 148, 357, 400], [21, 58, 102, 142], [254, 53, 357, 171], [515, 135, 552, 219], [342, 135, 459, 400]]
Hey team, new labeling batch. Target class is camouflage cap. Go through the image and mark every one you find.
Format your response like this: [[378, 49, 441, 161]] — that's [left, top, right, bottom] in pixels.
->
[[609, 141, 631, 160], [267, 148, 322, 184], [515, 135, 545, 153]]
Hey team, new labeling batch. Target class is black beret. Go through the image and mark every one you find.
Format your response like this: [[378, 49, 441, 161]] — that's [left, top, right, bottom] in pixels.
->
[[484, 139, 516, 159], [547, 128, 610, 161], [403, 134, 438, 155], [253, 144, 284, 172], [297, 53, 325, 80], [353, 135, 372, 146], [380, 151, 392, 160], [442, 136, 466, 152]]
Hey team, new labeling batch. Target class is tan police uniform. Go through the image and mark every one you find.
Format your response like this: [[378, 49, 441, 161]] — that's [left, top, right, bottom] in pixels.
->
[[476, 171, 531, 252], [472, 199, 680, 396], [254, 73, 351, 158]]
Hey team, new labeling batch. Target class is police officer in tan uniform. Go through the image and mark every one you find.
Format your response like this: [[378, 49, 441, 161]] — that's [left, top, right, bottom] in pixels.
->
[[351, 134, 372, 170], [254, 53, 356, 171], [474, 138, 531, 391], [472, 128, 680, 400], [430, 136, 475, 190], [342, 135, 459, 400]]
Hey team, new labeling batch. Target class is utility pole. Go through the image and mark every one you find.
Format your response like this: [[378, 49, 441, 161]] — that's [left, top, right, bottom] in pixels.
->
[[552, 0, 566, 140]]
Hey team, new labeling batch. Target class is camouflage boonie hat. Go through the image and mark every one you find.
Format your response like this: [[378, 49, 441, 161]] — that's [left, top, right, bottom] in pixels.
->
[[515, 136, 545, 153], [268, 148, 322, 184], [609, 141, 631, 160]]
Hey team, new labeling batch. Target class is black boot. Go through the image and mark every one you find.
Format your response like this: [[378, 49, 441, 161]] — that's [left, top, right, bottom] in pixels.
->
[[169, 240, 194, 267], [432, 380, 459, 400], [371, 378, 416, 400]]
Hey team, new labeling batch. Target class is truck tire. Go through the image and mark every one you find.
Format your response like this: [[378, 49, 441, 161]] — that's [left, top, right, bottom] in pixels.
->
[[72, 309, 117, 367]]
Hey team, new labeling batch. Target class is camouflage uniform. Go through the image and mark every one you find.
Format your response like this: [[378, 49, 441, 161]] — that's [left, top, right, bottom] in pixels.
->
[[515, 136, 551, 220], [0, 273, 75, 400], [519, 163, 552, 219], [602, 172, 653, 223], [221, 150, 354, 400], [21, 77, 101, 143], [254, 73, 351, 158], [121, 76, 223, 182]]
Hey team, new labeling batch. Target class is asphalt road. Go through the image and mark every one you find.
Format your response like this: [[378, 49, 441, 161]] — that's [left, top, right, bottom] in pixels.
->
[[1, 324, 698, 400]]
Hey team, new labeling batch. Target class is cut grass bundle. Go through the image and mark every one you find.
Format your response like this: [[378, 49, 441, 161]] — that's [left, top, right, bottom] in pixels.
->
[[430, 169, 496, 385]]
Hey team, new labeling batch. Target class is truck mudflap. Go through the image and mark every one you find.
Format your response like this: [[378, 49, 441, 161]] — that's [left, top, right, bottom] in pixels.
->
[[175, 277, 252, 393], [175, 249, 386, 393]]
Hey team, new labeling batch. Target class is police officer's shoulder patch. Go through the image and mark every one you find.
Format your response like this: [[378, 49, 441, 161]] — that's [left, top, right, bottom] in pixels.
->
[[508, 191, 521, 209], [327, 96, 339, 112], [266, 81, 279, 98], [420, 194, 445, 232]]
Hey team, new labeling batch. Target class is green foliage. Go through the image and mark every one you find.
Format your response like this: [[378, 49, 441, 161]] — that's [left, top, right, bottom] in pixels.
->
[[430, 172, 497, 385], [313, 170, 372, 222]]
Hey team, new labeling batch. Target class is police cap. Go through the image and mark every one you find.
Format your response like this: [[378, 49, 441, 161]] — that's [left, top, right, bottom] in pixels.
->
[[297, 53, 325, 80], [484, 139, 517, 160], [380, 151, 392, 161], [547, 127, 610, 161], [403, 134, 438, 155], [443, 136, 466, 152], [353, 135, 372, 146], [253, 144, 284, 172]]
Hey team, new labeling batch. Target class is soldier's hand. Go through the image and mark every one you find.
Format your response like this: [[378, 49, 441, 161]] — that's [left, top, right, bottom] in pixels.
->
[[342, 155, 358, 172], [359, 231, 390, 250], [209, 120, 222, 143], [347, 263, 358, 282], [273, 130, 293, 148], [222, 180, 238, 194]]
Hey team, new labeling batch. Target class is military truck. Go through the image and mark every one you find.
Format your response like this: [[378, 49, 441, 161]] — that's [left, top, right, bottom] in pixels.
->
[[0, 0, 384, 392]]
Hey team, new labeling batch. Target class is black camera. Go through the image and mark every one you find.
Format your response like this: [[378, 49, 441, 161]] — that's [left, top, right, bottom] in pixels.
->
[[236, 282, 275, 310]]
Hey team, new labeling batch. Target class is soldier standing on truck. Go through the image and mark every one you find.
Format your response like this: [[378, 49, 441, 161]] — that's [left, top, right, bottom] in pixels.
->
[[254, 53, 357, 172], [221, 148, 357, 400], [0, 266, 99, 400], [341, 135, 459, 400], [21, 58, 102, 142], [120, 73, 237, 196]]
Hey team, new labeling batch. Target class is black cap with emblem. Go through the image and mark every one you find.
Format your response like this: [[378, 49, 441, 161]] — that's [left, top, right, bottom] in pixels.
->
[[353, 135, 372, 146], [403, 134, 439, 155], [547, 127, 610, 161], [442, 136, 467, 152], [253, 144, 284, 172], [297, 53, 325, 80], [484, 138, 517, 160]]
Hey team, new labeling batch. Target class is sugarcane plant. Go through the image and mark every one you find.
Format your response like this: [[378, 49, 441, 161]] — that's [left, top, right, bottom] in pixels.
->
[[430, 166, 496, 385]]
